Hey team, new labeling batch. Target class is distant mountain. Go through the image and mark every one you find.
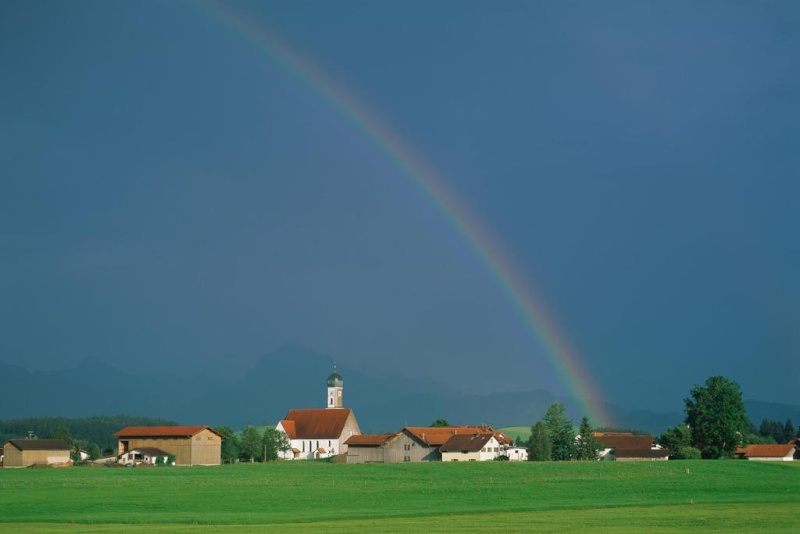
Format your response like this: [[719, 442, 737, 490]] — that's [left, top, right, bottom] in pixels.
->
[[2, 347, 798, 437]]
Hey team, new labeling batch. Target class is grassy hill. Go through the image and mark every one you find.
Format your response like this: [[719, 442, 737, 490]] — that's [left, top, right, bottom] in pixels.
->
[[0, 461, 797, 531], [499, 426, 531, 443]]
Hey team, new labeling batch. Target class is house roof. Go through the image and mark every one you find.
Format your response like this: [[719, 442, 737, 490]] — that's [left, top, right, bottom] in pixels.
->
[[403, 426, 492, 446], [345, 434, 397, 447], [594, 433, 654, 451], [278, 420, 297, 439], [113, 426, 222, 439], [744, 443, 796, 458], [281, 409, 354, 439], [5, 439, 72, 451], [440, 433, 495, 453]]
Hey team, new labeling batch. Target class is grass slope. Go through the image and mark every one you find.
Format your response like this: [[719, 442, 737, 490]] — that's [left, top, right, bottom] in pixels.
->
[[1, 461, 797, 532]]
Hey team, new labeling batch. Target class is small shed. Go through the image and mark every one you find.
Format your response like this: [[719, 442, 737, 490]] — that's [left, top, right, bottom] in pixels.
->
[[741, 443, 798, 461], [2, 439, 72, 468]]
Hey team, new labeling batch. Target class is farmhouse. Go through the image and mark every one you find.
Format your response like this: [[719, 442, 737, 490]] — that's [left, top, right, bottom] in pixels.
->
[[594, 432, 669, 461], [276, 366, 361, 459], [346, 426, 507, 464], [114, 426, 222, 466], [740, 443, 798, 461], [440, 433, 502, 462], [2, 439, 72, 468]]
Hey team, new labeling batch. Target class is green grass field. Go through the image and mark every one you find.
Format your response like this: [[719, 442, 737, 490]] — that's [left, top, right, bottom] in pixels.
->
[[1, 461, 797, 532]]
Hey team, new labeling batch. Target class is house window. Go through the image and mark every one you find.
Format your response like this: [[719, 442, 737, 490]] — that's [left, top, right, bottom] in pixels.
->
[[403, 456, 410, 462]]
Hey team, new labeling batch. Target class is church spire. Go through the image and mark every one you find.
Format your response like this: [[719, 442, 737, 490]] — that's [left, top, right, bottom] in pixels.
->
[[326, 362, 344, 408]]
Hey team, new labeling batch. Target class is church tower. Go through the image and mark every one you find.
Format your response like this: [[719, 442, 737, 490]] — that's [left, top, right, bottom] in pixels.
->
[[326, 363, 344, 409]]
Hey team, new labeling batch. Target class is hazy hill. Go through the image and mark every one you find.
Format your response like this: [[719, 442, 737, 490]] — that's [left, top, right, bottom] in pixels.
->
[[1, 346, 796, 436]]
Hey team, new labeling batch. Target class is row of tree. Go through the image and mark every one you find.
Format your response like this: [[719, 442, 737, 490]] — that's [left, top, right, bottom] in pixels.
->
[[527, 403, 601, 461], [214, 425, 291, 463], [659, 376, 798, 459], [528, 376, 800, 461]]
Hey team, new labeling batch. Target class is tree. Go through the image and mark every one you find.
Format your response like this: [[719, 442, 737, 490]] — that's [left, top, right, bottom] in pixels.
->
[[575, 416, 600, 460], [87, 443, 101, 461], [215, 426, 239, 464], [528, 421, 551, 461], [263, 428, 291, 462], [684, 376, 749, 459], [430, 419, 450, 427], [657, 424, 702, 459], [543, 402, 576, 461], [783, 419, 795, 443], [240, 426, 263, 462]]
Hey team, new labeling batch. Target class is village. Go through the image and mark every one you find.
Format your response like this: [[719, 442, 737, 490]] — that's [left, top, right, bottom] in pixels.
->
[[2, 367, 798, 468]]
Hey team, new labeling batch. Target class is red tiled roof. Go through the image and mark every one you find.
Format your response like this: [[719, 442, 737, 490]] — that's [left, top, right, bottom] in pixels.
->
[[282, 409, 354, 439], [345, 434, 397, 446], [278, 420, 297, 439], [404, 426, 490, 446], [440, 433, 495, 453], [744, 444, 796, 458], [113, 426, 222, 438]]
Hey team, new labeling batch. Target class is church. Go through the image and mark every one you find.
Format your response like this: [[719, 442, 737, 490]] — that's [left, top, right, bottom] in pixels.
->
[[276, 366, 361, 460]]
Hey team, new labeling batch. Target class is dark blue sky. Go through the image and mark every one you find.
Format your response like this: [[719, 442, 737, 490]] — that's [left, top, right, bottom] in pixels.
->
[[2, 0, 798, 411]]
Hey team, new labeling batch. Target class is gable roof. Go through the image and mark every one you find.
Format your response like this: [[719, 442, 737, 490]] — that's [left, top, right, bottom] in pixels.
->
[[744, 443, 796, 458], [345, 434, 397, 447], [278, 420, 297, 439], [594, 433, 654, 451], [282, 409, 353, 439], [113, 426, 222, 439], [403, 426, 492, 446], [440, 433, 495, 453], [5, 439, 72, 451]]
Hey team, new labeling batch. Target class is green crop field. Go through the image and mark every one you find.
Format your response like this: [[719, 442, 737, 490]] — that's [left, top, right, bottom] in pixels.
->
[[1, 461, 798, 532]]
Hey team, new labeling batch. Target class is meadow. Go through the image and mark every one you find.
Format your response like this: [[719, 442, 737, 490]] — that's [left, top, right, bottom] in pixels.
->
[[1, 460, 797, 532]]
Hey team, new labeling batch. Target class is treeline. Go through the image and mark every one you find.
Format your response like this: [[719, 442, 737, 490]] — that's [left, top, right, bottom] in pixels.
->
[[657, 377, 799, 459], [215, 426, 290, 463], [751, 418, 796, 444], [0, 415, 179, 456], [526, 403, 602, 461]]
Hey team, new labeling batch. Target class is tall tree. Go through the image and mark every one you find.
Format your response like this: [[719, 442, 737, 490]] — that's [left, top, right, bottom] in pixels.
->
[[657, 424, 701, 459], [684, 376, 749, 459], [543, 402, 576, 461], [215, 426, 239, 464], [430, 419, 450, 427], [783, 419, 794, 443], [528, 421, 551, 461], [575, 416, 600, 460], [240, 426, 263, 462], [263, 428, 290, 462]]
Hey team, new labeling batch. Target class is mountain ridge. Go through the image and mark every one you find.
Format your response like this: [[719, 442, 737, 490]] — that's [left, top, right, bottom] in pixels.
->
[[2, 346, 796, 436]]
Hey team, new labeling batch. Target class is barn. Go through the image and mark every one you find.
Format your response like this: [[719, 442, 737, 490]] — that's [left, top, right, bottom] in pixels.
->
[[113, 426, 222, 466], [2, 439, 72, 468]]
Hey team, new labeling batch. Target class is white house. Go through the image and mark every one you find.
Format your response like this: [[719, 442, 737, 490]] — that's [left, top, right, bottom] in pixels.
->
[[504, 446, 529, 461], [440, 433, 502, 462]]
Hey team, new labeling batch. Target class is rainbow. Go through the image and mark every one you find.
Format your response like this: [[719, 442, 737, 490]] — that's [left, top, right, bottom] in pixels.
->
[[199, 1, 611, 426]]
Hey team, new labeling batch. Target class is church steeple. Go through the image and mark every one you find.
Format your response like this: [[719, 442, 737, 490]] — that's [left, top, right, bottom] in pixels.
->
[[326, 362, 343, 409]]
